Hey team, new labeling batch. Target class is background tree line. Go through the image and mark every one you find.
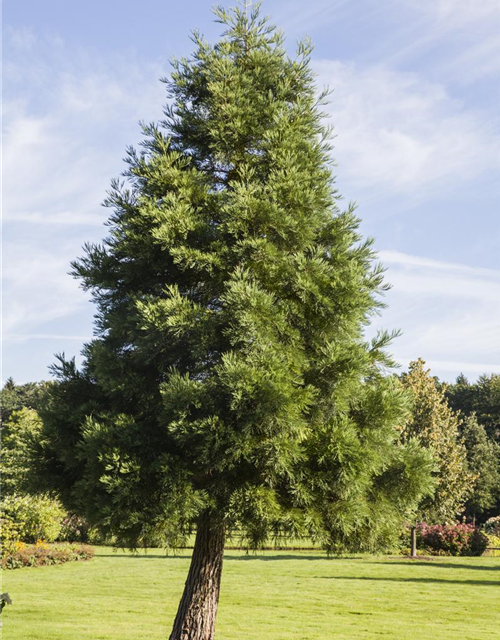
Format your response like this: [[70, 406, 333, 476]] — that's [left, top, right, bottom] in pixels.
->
[[2, 365, 498, 529]]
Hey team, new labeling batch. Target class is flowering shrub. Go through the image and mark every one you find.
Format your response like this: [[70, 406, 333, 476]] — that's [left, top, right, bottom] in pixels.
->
[[59, 514, 90, 542], [1, 541, 94, 570], [416, 522, 488, 556], [483, 516, 500, 537]]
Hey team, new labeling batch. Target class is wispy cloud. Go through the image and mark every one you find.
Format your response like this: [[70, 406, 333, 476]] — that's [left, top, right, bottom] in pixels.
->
[[408, 0, 500, 31], [379, 250, 499, 282], [268, 0, 350, 35], [371, 251, 500, 380], [3, 29, 166, 227], [2, 243, 88, 335], [314, 60, 499, 199], [425, 360, 500, 375], [4, 334, 93, 344], [381, 0, 500, 83]]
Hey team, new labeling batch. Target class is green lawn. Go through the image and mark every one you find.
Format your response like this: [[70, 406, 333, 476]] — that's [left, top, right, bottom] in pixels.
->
[[2, 547, 499, 639]]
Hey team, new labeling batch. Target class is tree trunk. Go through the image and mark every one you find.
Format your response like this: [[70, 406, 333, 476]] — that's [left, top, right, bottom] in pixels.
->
[[410, 525, 417, 558], [169, 514, 225, 640]]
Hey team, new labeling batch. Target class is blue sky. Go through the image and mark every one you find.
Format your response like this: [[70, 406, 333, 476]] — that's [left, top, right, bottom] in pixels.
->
[[3, 0, 500, 384]]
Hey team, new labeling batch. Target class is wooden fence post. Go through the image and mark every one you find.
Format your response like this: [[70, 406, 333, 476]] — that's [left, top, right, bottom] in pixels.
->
[[410, 526, 417, 558]]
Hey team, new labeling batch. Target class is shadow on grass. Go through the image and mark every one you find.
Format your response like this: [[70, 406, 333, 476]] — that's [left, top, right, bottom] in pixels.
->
[[224, 554, 340, 561], [96, 553, 351, 562], [369, 561, 500, 572], [97, 553, 190, 559], [316, 575, 499, 587]]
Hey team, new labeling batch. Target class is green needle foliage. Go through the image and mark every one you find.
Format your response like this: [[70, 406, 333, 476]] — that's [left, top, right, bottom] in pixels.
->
[[40, 6, 435, 635], [41, 0, 432, 571]]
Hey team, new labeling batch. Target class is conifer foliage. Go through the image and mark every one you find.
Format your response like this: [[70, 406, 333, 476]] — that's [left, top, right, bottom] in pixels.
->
[[41, 4, 432, 638]]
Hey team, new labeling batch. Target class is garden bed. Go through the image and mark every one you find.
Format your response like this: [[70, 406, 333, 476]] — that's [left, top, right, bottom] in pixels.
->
[[1, 541, 94, 570]]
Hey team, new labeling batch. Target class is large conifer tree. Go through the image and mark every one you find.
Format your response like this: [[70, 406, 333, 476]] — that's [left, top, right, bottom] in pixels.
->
[[41, 4, 432, 638]]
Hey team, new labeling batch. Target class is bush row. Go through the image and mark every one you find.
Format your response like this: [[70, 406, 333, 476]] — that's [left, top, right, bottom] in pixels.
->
[[1, 494, 66, 543], [1, 494, 105, 546], [1, 541, 94, 570]]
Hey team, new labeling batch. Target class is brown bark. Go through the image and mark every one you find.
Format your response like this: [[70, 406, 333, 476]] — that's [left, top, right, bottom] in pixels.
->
[[169, 514, 225, 640]]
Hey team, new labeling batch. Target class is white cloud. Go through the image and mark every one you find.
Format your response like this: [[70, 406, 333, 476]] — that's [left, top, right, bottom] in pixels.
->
[[4, 334, 93, 344], [379, 251, 499, 278], [5, 25, 37, 50], [410, 0, 500, 31], [314, 60, 499, 198], [2, 242, 88, 336], [269, 0, 350, 34], [371, 251, 500, 380], [425, 360, 500, 375], [383, 0, 500, 82], [3, 32, 166, 226]]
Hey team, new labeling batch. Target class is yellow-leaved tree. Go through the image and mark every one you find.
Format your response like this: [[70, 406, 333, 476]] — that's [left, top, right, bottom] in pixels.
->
[[400, 359, 474, 523]]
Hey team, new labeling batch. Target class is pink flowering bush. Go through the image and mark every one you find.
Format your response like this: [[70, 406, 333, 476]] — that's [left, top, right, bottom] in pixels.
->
[[416, 522, 488, 556]]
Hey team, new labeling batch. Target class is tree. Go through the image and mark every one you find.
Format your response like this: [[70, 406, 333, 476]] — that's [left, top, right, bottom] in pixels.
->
[[400, 359, 474, 523], [446, 373, 500, 444], [39, 4, 433, 639], [1, 408, 44, 496], [460, 414, 500, 523], [0, 378, 51, 429]]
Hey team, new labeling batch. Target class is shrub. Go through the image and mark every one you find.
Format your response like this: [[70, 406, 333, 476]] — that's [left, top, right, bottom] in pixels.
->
[[416, 522, 488, 556], [1, 541, 94, 570], [1, 494, 65, 543], [0, 518, 21, 558], [59, 514, 91, 542], [483, 515, 500, 537], [486, 534, 500, 547]]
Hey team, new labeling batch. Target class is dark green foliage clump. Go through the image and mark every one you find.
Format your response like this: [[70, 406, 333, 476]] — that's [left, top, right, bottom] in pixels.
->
[[0, 378, 50, 428], [460, 414, 500, 523], [39, 3, 432, 553], [442, 373, 500, 522], [446, 374, 500, 444]]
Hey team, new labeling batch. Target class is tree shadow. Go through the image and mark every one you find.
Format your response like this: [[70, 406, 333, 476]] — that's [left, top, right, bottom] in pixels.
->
[[97, 552, 345, 562], [224, 554, 334, 561], [97, 553, 191, 559], [369, 560, 500, 572], [316, 575, 499, 587]]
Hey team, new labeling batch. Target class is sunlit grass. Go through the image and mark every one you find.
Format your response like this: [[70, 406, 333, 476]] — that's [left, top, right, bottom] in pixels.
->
[[2, 547, 499, 639]]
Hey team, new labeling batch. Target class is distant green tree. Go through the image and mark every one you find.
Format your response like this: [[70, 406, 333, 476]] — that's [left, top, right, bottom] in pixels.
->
[[0, 378, 51, 428], [446, 374, 500, 444], [39, 5, 433, 639], [461, 414, 500, 523], [1, 408, 44, 496], [400, 360, 473, 522]]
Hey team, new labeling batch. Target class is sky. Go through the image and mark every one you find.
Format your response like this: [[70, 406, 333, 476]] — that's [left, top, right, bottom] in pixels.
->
[[3, 0, 500, 384]]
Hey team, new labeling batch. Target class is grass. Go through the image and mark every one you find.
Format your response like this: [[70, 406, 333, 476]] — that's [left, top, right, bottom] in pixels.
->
[[2, 547, 499, 639]]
